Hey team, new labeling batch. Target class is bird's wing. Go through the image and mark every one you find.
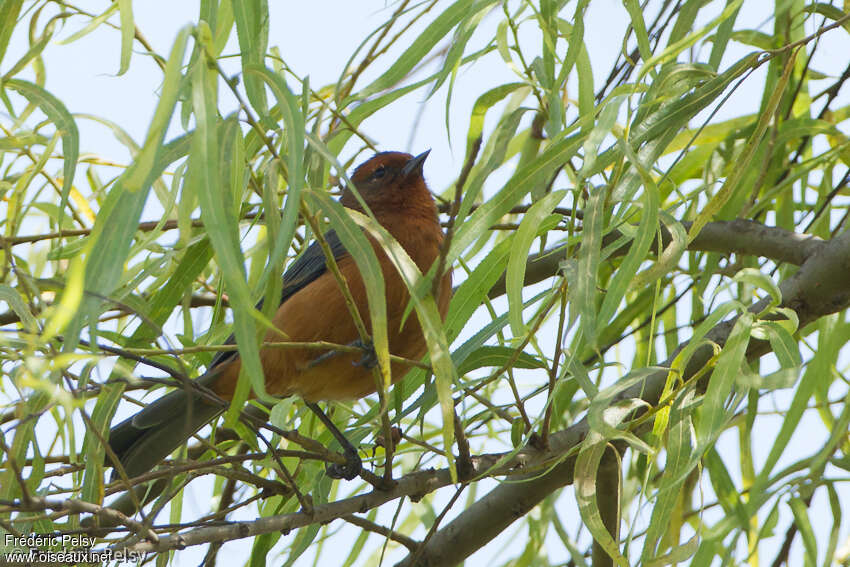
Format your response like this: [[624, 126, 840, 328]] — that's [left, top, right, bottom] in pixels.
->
[[208, 230, 348, 369], [278, 229, 348, 304]]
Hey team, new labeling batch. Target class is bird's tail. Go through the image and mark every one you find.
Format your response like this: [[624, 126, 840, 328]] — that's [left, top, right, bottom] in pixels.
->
[[106, 370, 225, 479]]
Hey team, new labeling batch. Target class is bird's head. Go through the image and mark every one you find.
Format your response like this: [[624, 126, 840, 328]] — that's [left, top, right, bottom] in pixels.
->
[[341, 150, 433, 216]]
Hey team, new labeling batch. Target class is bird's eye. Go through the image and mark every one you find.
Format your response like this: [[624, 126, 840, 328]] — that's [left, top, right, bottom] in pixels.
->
[[372, 166, 386, 180]]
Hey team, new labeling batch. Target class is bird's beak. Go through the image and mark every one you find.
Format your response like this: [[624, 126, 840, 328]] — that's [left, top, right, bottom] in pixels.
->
[[401, 150, 430, 178]]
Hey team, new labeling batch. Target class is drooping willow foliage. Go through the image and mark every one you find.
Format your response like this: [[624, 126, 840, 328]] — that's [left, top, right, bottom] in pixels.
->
[[1, 1, 849, 565]]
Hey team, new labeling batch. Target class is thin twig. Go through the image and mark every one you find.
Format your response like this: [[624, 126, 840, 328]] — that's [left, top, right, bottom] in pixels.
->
[[10, 496, 159, 543], [407, 484, 467, 566], [541, 281, 568, 446], [432, 136, 481, 298], [342, 514, 418, 551]]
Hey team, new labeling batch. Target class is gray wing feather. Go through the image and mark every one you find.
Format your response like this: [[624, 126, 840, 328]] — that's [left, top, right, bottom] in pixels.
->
[[208, 230, 347, 368]]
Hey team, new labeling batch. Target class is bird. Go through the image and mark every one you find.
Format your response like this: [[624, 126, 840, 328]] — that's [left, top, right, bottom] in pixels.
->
[[107, 150, 452, 480]]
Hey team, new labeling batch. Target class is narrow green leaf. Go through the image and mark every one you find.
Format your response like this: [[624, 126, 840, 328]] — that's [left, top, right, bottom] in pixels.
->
[[579, 95, 625, 178], [666, 0, 705, 45], [458, 106, 529, 220], [62, 28, 190, 351], [213, 0, 235, 55], [345, 209, 458, 480], [466, 82, 526, 149], [636, 0, 745, 83], [586, 368, 658, 452], [1, 14, 55, 81], [789, 497, 817, 566], [304, 191, 390, 391], [82, 383, 123, 503], [58, 4, 118, 45], [327, 43, 501, 155], [757, 320, 800, 368], [664, 115, 754, 155], [628, 52, 758, 155], [630, 212, 686, 291], [0, 284, 38, 331], [673, 301, 741, 370], [825, 483, 842, 567], [429, 1, 493, 97], [456, 345, 546, 375], [575, 429, 629, 566], [232, 0, 269, 117], [623, 0, 652, 63], [41, 253, 85, 342], [510, 417, 524, 448], [554, 0, 589, 90], [450, 132, 583, 266], [729, 29, 776, 50], [191, 25, 265, 414], [1, 393, 48, 501], [645, 535, 699, 567], [358, 0, 473, 97], [0, 0, 23, 67], [704, 448, 748, 523], [708, 0, 742, 69], [573, 35, 594, 121], [444, 289, 551, 407], [689, 51, 795, 242], [327, 77, 433, 156], [597, 142, 659, 327], [696, 312, 753, 446], [148, 240, 214, 335], [244, 65, 305, 301], [123, 28, 190, 194], [576, 186, 604, 348], [445, 238, 511, 341], [117, 0, 134, 75], [804, 2, 850, 33], [5, 79, 79, 229], [642, 389, 698, 561], [755, 316, 850, 489], [8, 132, 59, 242], [772, 117, 840, 147], [250, 532, 280, 567], [507, 190, 566, 335]]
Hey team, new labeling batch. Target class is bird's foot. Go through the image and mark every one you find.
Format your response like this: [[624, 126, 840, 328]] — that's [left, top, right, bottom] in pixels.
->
[[305, 401, 363, 481], [326, 445, 362, 480], [351, 339, 378, 369]]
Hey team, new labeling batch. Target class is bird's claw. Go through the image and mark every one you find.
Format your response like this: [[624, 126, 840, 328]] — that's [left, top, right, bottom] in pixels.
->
[[351, 339, 378, 370], [326, 446, 362, 480]]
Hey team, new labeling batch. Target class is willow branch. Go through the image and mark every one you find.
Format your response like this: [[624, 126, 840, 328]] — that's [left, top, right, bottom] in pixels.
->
[[488, 219, 826, 298], [395, 226, 850, 567]]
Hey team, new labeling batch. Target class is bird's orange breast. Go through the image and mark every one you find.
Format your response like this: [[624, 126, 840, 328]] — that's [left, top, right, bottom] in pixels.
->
[[211, 214, 451, 402]]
